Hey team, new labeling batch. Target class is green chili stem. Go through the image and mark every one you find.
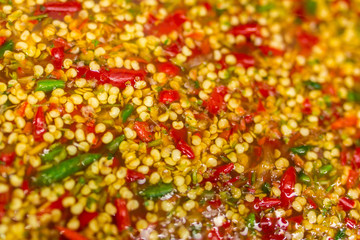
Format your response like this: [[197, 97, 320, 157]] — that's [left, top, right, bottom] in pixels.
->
[[35, 79, 66, 92]]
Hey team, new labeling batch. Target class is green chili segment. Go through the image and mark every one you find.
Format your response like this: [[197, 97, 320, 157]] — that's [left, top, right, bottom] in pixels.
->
[[139, 182, 174, 199], [319, 164, 333, 176], [304, 80, 322, 90], [334, 228, 346, 240], [35, 79, 66, 92], [121, 104, 134, 122], [0, 41, 14, 58], [148, 139, 162, 147], [40, 143, 67, 162], [246, 213, 256, 230], [106, 135, 125, 153], [290, 145, 312, 155], [35, 153, 101, 186], [298, 172, 311, 185]]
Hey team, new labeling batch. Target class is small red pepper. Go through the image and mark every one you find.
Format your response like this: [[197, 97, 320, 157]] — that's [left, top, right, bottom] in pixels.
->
[[208, 199, 222, 209], [33, 106, 46, 142], [233, 53, 255, 68], [345, 217, 357, 229], [51, 47, 65, 69], [302, 98, 312, 115], [259, 46, 284, 56], [56, 226, 88, 240], [307, 198, 318, 209], [53, 37, 71, 49], [228, 22, 261, 37], [169, 127, 195, 159], [204, 86, 228, 115], [253, 197, 281, 211], [126, 169, 146, 182], [78, 211, 98, 229], [280, 166, 296, 208], [260, 217, 288, 233], [287, 215, 303, 225], [153, 10, 187, 36], [257, 82, 276, 98], [176, 139, 195, 159], [159, 90, 180, 104], [38, 192, 68, 215], [0, 37, 6, 46], [0, 152, 16, 166], [213, 163, 234, 177], [338, 197, 355, 211], [43, 1, 82, 13], [340, 149, 348, 166], [257, 100, 266, 113], [115, 198, 131, 232], [352, 147, 360, 169], [156, 62, 180, 77], [331, 115, 357, 130], [347, 169, 359, 189], [297, 31, 319, 51], [133, 121, 153, 142], [208, 227, 223, 240]]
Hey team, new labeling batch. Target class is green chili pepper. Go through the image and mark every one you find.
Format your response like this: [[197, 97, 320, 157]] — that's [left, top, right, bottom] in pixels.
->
[[139, 182, 174, 199], [246, 213, 256, 229], [262, 182, 271, 194], [147, 139, 162, 147], [106, 135, 125, 153], [40, 143, 67, 162], [28, 14, 48, 20], [319, 164, 333, 176], [299, 172, 311, 185], [0, 40, 14, 58], [35, 79, 66, 92], [347, 91, 360, 102], [35, 153, 101, 186], [290, 145, 312, 155], [121, 104, 134, 123], [305, 0, 317, 16], [334, 228, 346, 240]]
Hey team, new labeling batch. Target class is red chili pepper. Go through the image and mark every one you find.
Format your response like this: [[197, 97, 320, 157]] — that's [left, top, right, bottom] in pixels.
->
[[228, 22, 261, 37], [78, 211, 98, 229], [347, 169, 359, 189], [204, 86, 228, 115], [219, 129, 231, 140], [16, 101, 28, 117], [33, 106, 46, 142], [302, 98, 312, 115], [331, 116, 357, 130], [133, 121, 153, 142], [159, 90, 180, 104], [111, 157, 120, 168], [257, 100, 266, 112], [213, 163, 234, 177], [341, 149, 348, 166], [256, 82, 276, 98], [156, 62, 180, 77], [307, 198, 317, 209], [233, 53, 255, 68], [259, 46, 284, 56], [0, 191, 10, 220], [297, 31, 319, 51], [352, 147, 360, 169], [38, 192, 68, 215], [338, 197, 355, 211], [169, 127, 187, 143], [345, 218, 357, 229], [53, 37, 71, 49], [115, 198, 131, 232], [0, 152, 16, 166], [280, 166, 296, 208], [0, 37, 6, 46], [208, 227, 223, 240], [176, 139, 195, 159], [153, 10, 187, 36], [163, 41, 182, 58], [126, 169, 146, 182], [288, 215, 303, 224], [253, 197, 281, 211], [51, 47, 65, 69], [21, 180, 30, 195], [56, 226, 88, 240], [260, 217, 288, 233], [43, 1, 82, 13], [208, 199, 222, 209], [224, 176, 240, 186]]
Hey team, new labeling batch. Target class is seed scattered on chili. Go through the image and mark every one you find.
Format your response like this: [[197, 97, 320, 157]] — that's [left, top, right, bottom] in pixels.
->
[[0, 0, 360, 239]]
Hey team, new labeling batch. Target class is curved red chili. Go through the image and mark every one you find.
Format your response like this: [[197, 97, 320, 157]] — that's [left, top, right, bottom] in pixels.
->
[[43, 1, 82, 13], [133, 121, 153, 142], [338, 197, 355, 211], [115, 198, 131, 232], [126, 169, 146, 182], [280, 166, 296, 208], [156, 62, 180, 77], [228, 22, 261, 37], [33, 106, 46, 142], [51, 47, 64, 69]]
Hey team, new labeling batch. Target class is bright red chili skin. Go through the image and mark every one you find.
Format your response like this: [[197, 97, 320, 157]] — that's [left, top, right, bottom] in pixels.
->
[[115, 198, 131, 232], [347, 169, 359, 189], [126, 169, 146, 182], [56, 226, 89, 240], [33, 106, 46, 142], [76, 67, 146, 89], [156, 62, 180, 77], [345, 218, 357, 229], [213, 163, 234, 177], [51, 47, 65, 69], [78, 211, 98, 229], [153, 10, 187, 36], [159, 90, 180, 104], [297, 31, 319, 51], [169, 127, 195, 159], [133, 121, 153, 142], [43, 1, 82, 13], [288, 215, 303, 225], [302, 98, 312, 115], [280, 166, 296, 208], [307, 198, 318, 209], [204, 86, 228, 115], [176, 139, 195, 159], [352, 147, 360, 169], [0, 152, 16, 166], [259, 46, 284, 56], [253, 197, 281, 211], [228, 22, 261, 37], [0, 37, 6, 46], [338, 197, 355, 211]]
